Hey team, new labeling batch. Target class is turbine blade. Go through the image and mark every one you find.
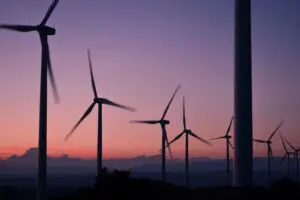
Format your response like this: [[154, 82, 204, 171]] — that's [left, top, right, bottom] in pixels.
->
[[253, 139, 267, 144], [87, 49, 98, 98], [279, 133, 288, 152], [161, 84, 180, 120], [162, 127, 173, 158], [283, 136, 296, 151], [183, 96, 186, 130], [167, 132, 184, 147], [225, 116, 234, 136], [0, 24, 36, 32], [164, 130, 173, 159], [209, 136, 226, 141], [189, 131, 212, 146], [65, 102, 96, 141], [268, 121, 284, 140], [130, 120, 159, 124], [228, 140, 234, 150], [40, 0, 59, 25], [45, 37, 59, 103], [101, 98, 136, 112]]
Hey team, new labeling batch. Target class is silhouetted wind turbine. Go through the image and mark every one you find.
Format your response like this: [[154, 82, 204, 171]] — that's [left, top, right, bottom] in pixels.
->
[[278, 132, 294, 177], [282, 135, 300, 181], [65, 50, 136, 179], [130, 85, 180, 182], [167, 96, 211, 187], [253, 121, 283, 185], [210, 116, 234, 186], [0, 1, 60, 199]]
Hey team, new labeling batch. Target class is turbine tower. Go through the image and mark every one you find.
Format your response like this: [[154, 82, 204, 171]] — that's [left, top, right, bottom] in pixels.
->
[[253, 121, 283, 185], [282, 135, 299, 181], [167, 96, 212, 187], [65, 50, 136, 179], [233, 0, 253, 187], [0, 1, 60, 199], [130, 85, 180, 182], [210, 116, 234, 186]]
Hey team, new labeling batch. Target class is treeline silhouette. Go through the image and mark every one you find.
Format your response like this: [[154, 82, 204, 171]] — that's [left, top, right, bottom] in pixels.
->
[[46, 168, 299, 200], [1, 168, 299, 200]]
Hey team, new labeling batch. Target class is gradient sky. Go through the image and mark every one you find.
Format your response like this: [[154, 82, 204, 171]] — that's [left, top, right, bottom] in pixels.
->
[[0, 0, 299, 159]]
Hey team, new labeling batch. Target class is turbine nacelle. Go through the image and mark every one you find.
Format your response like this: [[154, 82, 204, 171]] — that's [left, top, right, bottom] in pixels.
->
[[226, 135, 232, 139], [94, 97, 113, 104], [186, 129, 192, 134], [38, 25, 56, 35], [97, 98, 111, 104], [160, 120, 170, 125]]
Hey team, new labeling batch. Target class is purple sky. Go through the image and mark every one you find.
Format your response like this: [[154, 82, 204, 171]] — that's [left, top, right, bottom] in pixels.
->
[[0, 0, 299, 159]]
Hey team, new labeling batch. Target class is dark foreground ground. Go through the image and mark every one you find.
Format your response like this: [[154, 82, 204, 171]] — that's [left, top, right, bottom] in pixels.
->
[[1, 170, 300, 200]]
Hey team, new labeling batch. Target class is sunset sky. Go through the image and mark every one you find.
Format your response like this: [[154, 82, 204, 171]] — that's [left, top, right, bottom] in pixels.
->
[[0, 0, 299, 159]]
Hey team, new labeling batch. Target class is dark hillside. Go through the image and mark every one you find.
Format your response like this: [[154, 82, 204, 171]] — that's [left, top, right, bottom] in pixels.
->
[[49, 169, 300, 200]]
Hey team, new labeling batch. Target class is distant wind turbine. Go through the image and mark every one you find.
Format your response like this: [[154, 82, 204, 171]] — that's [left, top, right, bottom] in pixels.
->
[[253, 121, 283, 185], [0, 1, 60, 200], [167, 96, 211, 187], [210, 116, 234, 186], [130, 85, 180, 182], [282, 135, 300, 182], [65, 50, 136, 179], [278, 132, 294, 177]]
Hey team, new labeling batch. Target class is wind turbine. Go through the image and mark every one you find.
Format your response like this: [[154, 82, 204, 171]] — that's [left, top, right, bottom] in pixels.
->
[[166, 96, 211, 187], [65, 50, 136, 179], [130, 85, 180, 182], [278, 132, 294, 178], [282, 136, 300, 181], [210, 116, 234, 186], [253, 121, 283, 185], [0, 1, 60, 200]]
